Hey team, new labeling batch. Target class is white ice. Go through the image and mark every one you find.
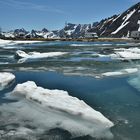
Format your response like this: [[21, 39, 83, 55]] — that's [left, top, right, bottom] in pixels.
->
[[116, 51, 140, 60], [102, 68, 138, 77], [15, 50, 67, 63], [0, 39, 13, 45], [5, 81, 114, 138], [13, 40, 43, 44], [0, 72, 15, 91], [113, 47, 140, 60], [0, 39, 43, 46]]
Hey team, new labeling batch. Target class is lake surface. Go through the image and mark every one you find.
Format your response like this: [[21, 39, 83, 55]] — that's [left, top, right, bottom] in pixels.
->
[[0, 41, 140, 140]]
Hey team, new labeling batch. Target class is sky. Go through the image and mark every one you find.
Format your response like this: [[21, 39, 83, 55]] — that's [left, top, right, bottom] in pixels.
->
[[0, 0, 139, 31]]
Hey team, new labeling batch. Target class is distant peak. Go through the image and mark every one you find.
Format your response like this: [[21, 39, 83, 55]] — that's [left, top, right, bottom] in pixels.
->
[[42, 28, 49, 32]]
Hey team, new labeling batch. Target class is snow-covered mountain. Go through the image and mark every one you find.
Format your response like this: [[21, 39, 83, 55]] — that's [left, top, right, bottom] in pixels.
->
[[1, 24, 91, 39], [90, 2, 140, 37], [1, 28, 28, 38], [58, 23, 92, 38], [28, 28, 59, 39], [0, 2, 140, 39], [1, 28, 59, 39]]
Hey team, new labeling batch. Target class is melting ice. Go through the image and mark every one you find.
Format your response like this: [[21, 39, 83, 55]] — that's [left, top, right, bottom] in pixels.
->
[[0, 80, 114, 139]]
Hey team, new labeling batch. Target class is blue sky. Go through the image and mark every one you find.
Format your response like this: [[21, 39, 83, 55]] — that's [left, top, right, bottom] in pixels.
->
[[0, 0, 139, 31]]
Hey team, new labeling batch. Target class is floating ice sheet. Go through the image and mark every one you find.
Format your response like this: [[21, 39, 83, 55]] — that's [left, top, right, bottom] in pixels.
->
[[2, 81, 114, 139], [114, 47, 140, 60], [102, 68, 138, 77], [15, 50, 68, 63]]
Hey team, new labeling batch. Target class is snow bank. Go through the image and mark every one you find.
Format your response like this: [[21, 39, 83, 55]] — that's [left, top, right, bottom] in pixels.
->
[[13, 40, 43, 44], [0, 72, 15, 90], [9, 81, 113, 138], [0, 39, 13, 45], [15, 50, 67, 61], [0, 39, 43, 46], [102, 68, 138, 77]]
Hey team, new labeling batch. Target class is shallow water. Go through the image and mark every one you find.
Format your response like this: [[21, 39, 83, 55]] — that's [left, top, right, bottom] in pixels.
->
[[0, 41, 140, 140]]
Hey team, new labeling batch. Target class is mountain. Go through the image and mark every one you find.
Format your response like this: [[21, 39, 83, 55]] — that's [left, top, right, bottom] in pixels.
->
[[58, 23, 92, 38], [1, 28, 59, 39], [90, 2, 140, 37], [29, 28, 59, 39], [1, 28, 29, 38], [0, 2, 140, 39]]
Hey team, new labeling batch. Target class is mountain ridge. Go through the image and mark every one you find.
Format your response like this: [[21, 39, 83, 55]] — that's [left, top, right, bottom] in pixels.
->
[[0, 2, 140, 39]]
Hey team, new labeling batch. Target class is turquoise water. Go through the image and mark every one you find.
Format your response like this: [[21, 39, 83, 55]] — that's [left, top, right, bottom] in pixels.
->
[[0, 41, 140, 140]]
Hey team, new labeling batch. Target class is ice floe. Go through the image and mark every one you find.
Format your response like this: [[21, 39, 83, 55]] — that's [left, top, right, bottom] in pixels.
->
[[95, 47, 140, 61], [116, 51, 140, 60], [0, 72, 15, 91], [102, 68, 138, 77], [114, 48, 140, 60], [15, 50, 67, 63], [4, 81, 114, 138], [13, 40, 43, 44], [70, 43, 127, 47]]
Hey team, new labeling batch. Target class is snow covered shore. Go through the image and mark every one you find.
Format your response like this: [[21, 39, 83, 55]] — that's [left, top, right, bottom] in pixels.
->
[[0, 39, 43, 46], [0, 72, 15, 90]]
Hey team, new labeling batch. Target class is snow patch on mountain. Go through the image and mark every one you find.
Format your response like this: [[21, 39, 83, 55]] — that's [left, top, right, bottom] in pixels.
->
[[111, 9, 136, 34], [111, 21, 129, 34]]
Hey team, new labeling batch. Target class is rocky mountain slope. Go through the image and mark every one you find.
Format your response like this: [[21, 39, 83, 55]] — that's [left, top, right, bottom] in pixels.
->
[[90, 2, 140, 37], [58, 23, 92, 38]]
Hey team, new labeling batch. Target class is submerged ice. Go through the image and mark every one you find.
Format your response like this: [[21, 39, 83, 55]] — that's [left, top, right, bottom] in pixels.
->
[[128, 72, 140, 92], [1, 81, 114, 139]]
